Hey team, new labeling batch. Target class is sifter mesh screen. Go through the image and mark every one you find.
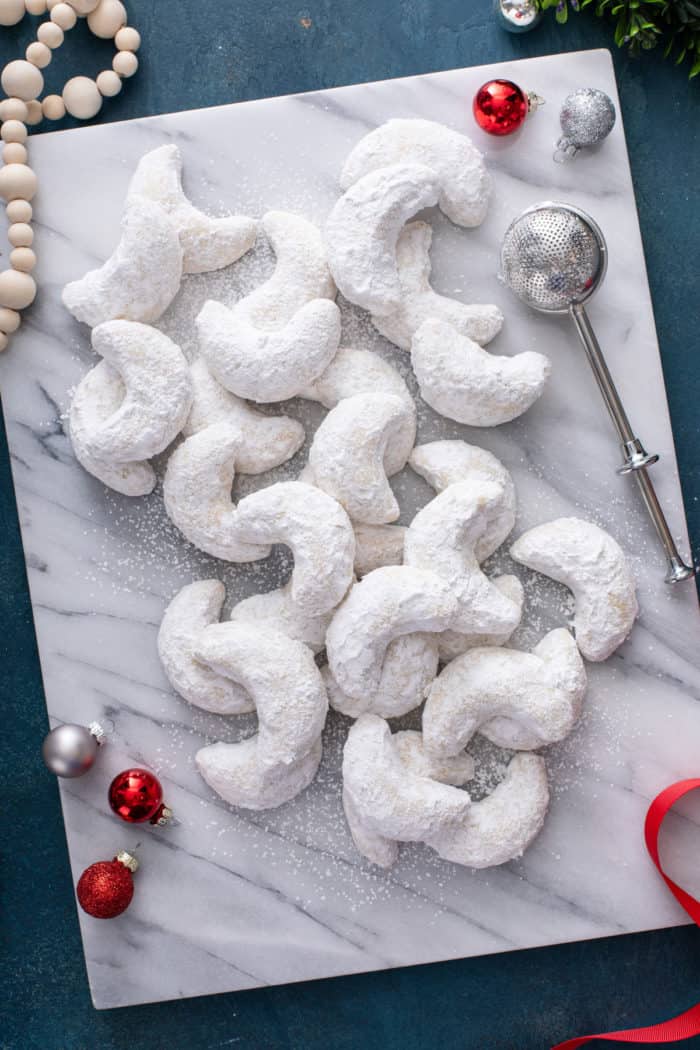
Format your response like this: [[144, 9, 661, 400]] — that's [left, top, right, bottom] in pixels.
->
[[500, 205, 604, 313]]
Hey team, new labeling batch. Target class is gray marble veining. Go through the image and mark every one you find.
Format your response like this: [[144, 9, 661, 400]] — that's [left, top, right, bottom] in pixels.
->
[[2, 50, 700, 1009]]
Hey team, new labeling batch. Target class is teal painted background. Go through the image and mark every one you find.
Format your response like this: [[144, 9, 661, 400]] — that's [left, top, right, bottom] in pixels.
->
[[2, 2, 700, 1047]]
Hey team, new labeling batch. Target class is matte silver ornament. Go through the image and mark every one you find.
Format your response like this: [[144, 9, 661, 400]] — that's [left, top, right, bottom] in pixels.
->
[[493, 0, 542, 32], [555, 88, 616, 162], [42, 721, 104, 777]]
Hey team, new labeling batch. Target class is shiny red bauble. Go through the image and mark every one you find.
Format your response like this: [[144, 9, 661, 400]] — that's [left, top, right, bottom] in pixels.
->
[[108, 767, 171, 825], [473, 78, 529, 136], [76, 853, 137, 919]]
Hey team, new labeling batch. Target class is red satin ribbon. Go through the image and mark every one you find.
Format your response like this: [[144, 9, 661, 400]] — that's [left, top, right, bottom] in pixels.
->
[[551, 779, 700, 1048]]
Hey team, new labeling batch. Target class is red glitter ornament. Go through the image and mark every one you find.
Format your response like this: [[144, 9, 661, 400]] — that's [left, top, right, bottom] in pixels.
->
[[76, 852, 138, 919], [108, 767, 172, 825], [472, 79, 542, 136]]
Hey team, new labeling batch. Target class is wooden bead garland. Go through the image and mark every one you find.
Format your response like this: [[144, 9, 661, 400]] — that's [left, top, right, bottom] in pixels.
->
[[0, 0, 140, 349]]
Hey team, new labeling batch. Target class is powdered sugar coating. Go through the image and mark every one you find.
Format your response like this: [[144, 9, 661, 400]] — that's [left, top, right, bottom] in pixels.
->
[[233, 210, 336, 330], [325, 565, 457, 699], [325, 162, 441, 316], [438, 573, 524, 663], [127, 144, 257, 275], [157, 580, 254, 714], [230, 583, 334, 655], [162, 422, 270, 562], [183, 358, 305, 473], [308, 393, 416, 523], [411, 317, 550, 427], [195, 622, 327, 809], [510, 517, 638, 662], [409, 439, 516, 561], [299, 346, 413, 413], [403, 480, 521, 640], [231, 481, 355, 616], [372, 222, 503, 350], [393, 731, 475, 786], [79, 320, 191, 463], [339, 118, 491, 228], [62, 196, 183, 327], [68, 361, 155, 496], [196, 296, 341, 403], [427, 754, 549, 869], [423, 628, 587, 756], [342, 716, 548, 869], [323, 632, 438, 719], [353, 523, 406, 577]]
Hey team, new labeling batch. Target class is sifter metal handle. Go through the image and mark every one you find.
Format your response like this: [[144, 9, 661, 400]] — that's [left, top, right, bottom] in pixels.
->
[[569, 303, 696, 584]]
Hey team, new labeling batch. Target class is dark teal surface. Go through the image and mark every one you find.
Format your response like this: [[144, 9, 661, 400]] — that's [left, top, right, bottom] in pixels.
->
[[2, 2, 700, 1047]]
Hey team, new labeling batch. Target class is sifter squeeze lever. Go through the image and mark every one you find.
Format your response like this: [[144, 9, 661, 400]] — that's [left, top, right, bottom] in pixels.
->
[[500, 201, 695, 584]]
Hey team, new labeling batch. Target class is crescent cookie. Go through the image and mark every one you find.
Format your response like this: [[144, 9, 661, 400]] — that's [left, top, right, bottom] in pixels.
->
[[234, 210, 336, 330], [510, 517, 638, 661], [324, 632, 439, 719], [325, 162, 441, 316], [372, 222, 503, 350], [127, 143, 257, 274], [162, 422, 271, 562], [195, 623, 328, 810], [78, 320, 191, 464], [68, 360, 155, 497], [62, 196, 183, 327], [183, 358, 305, 475], [231, 481, 356, 616], [308, 393, 416, 524], [403, 480, 521, 640], [423, 628, 587, 756], [325, 565, 457, 701], [411, 317, 550, 427], [157, 580, 254, 714], [339, 118, 492, 228]]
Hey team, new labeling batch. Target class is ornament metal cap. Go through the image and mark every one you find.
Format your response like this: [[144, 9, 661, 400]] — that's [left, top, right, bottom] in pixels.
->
[[116, 850, 139, 873]]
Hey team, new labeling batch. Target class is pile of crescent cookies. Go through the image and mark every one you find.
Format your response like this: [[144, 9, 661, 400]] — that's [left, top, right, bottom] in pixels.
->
[[62, 119, 638, 871]]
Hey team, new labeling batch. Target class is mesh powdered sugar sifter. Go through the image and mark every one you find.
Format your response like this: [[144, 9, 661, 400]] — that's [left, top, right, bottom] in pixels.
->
[[500, 201, 696, 583]]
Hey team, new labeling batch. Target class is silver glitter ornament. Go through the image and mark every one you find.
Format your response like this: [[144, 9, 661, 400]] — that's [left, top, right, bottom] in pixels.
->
[[42, 721, 104, 777], [493, 0, 542, 32], [555, 88, 616, 162]]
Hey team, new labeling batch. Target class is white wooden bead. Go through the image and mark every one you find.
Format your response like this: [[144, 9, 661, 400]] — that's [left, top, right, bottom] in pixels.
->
[[62, 76, 101, 119], [0, 306, 21, 332], [42, 94, 65, 120], [0, 0, 25, 26], [0, 163, 37, 201], [26, 41, 52, 69], [96, 69, 121, 97], [3, 143, 27, 164], [6, 199, 31, 223], [8, 222, 33, 246], [67, 0, 101, 12], [112, 50, 137, 77], [115, 25, 140, 51], [1, 119, 27, 143], [50, 2, 76, 28], [1, 60, 44, 103], [37, 21, 63, 47], [86, 0, 125, 38], [25, 0, 48, 12], [24, 100, 42, 125], [0, 331, 9, 351], [10, 246, 36, 271], [0, 269, 36, 309], [0, 98, 27, 122]]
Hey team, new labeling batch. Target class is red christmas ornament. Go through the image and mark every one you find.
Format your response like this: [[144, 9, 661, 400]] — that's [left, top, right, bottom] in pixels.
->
[[76, 851, 138, 919], [108, 767, 172, 825], [472, 78, 543, 136]]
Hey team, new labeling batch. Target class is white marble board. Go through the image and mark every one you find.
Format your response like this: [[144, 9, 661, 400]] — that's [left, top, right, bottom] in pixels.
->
[[3, 49, 700, 1009]]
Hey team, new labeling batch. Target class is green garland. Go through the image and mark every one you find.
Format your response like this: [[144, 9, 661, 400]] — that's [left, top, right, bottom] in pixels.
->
[[536, 0, 700, 76]]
